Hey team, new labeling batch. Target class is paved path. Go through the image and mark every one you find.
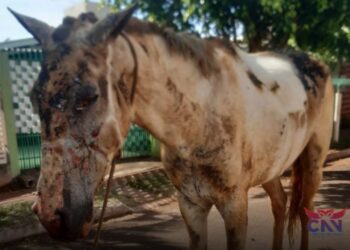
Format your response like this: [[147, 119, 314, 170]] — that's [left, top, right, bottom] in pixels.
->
[[1, 160, 350, 250]]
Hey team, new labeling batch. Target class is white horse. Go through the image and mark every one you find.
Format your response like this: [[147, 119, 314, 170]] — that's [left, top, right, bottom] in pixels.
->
[[11, 5, 333, 250]]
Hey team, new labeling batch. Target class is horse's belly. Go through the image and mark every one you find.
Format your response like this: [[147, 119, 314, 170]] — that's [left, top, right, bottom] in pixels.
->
[[250, 119, 310, 186]]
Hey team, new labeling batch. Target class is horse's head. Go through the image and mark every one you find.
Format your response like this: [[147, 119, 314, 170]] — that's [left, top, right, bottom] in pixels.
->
[[10, 5, 138, 240]]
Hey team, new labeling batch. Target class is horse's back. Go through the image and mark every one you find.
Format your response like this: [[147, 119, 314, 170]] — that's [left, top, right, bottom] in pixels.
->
[[235, 50, 332, 185]]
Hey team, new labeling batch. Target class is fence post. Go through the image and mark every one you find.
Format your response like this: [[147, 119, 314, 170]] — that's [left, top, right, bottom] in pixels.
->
[[150, 136, 160, 159], [0, 51, 20, 178]]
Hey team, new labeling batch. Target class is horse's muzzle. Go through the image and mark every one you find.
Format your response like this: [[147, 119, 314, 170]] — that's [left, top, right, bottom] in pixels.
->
[[33, 201, 93, 241]]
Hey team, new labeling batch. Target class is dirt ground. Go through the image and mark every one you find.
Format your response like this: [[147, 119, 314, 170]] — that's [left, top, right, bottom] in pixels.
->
[[0, 158, 350, 250]]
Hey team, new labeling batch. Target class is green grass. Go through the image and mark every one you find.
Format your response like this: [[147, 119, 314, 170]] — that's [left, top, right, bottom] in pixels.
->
[[0, 173, 173, 229], [0, 201, 37, 228], [94, 188, 123, 207]]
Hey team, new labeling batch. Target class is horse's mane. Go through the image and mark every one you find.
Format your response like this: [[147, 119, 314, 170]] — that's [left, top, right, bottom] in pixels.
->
[[125, 18, 239, 77], [52, 12, 239, 77]]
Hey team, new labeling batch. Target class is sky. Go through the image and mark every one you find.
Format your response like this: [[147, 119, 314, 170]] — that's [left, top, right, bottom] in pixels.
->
[[0, 0, 97, 42]]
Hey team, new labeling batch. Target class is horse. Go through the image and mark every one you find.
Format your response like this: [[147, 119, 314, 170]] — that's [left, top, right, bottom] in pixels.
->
[[10, 5, 333, 250]]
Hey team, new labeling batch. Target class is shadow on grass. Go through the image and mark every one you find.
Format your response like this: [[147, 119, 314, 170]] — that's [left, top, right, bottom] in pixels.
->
[[1, 212, 185, 250]]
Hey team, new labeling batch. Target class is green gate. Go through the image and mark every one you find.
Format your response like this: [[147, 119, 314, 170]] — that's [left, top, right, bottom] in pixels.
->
[[17, 133, 41, 169], [1, 48, 157, 171]]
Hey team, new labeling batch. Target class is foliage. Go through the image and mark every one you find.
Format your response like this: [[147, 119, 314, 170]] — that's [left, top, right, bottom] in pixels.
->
[[102, 0, 350, 69], [0, 201, 36, 228]]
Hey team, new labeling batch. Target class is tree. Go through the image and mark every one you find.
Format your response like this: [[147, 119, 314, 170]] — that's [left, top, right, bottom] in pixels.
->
[[102, 0, 350, 68]]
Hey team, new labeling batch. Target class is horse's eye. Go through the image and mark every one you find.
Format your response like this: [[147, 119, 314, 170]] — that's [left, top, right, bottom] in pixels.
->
[[74, 85, 98, 111], [49, 92, 67, 112]]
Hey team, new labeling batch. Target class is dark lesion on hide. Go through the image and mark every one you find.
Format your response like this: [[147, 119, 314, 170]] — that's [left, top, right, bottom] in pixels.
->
[[192, 137, 231, 159], [192, 145, 223, 160], [247, 70, 263, 90], [280, 122, 286, 135], [166, 78, 184, 110], [200, 165, 233, 193], [270, 81, 280, 93], [77, 61, 89, 78], [54, 123, 66, 137], [288, 52, 329, 97], [117, 73, 130, 101], [221, 116, 235, 137]]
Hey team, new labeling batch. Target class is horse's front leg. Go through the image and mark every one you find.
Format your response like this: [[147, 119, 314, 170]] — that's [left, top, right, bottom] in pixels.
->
[[216, 187, 248, 250], [178, 192, 212, 250]]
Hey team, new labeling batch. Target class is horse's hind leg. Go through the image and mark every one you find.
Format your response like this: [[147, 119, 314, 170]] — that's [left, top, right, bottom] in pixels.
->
[[178, 193, 212, 250], [263, 177, 287, 250], [289, 129, 332, 250], [299, 137, 329, 250]]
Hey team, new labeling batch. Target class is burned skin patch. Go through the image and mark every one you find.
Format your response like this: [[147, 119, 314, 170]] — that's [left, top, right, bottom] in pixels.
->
[[247, 70, 263, 90], [37, 149, 65, 222]]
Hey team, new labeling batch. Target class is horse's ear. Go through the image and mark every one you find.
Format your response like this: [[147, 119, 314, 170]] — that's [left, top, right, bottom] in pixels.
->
[[86, 3, 138, 46], [8, 8, 53, 48]]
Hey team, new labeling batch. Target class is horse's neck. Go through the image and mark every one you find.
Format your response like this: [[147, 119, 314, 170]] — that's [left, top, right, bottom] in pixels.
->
[[131, 36, 217, 151]]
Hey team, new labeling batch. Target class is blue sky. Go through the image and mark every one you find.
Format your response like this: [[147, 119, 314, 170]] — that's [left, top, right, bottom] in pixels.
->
[[0, 0, 97, 41]]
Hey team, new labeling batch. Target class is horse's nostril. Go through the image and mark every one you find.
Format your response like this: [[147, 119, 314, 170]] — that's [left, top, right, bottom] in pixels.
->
[[55, 208, 66, 222], [55, 208, 70, 231]]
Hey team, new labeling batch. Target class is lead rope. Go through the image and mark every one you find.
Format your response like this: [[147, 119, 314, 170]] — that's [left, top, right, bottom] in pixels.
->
[[93, 32, 138, 250], [93, 154, 119, 250]]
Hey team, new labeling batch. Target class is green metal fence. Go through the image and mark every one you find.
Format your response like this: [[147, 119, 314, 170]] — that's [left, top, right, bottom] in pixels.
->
[[1, 48, 158, 171], [17, 133, 41, 169], [122, 125, 152, 158]]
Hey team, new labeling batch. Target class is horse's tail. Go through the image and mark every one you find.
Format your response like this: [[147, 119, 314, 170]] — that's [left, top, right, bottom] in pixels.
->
[[287, 158, 303, 245]]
